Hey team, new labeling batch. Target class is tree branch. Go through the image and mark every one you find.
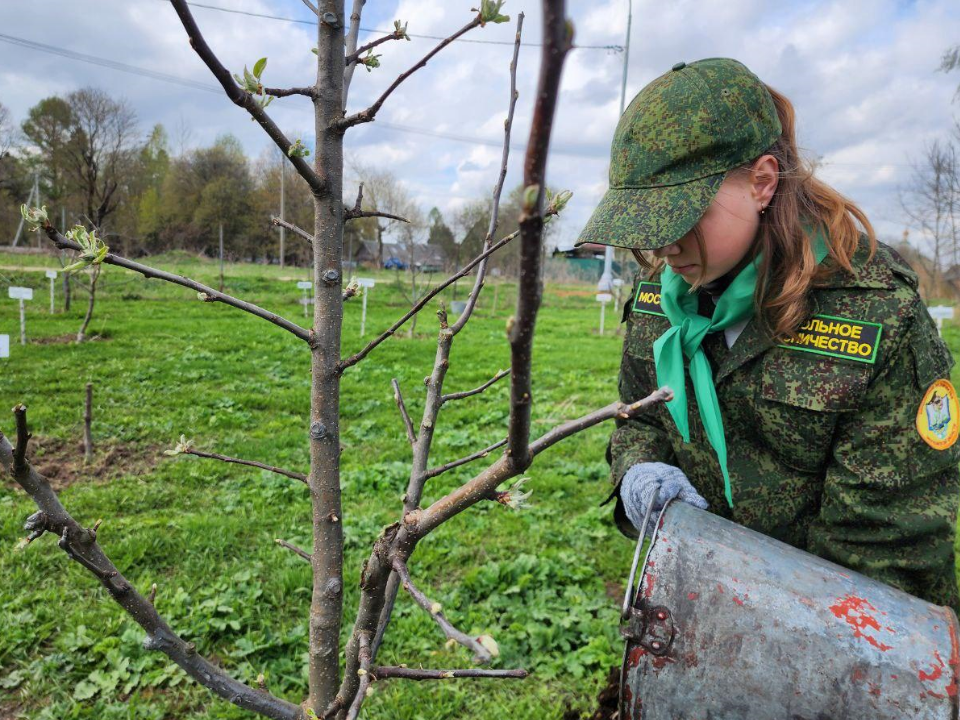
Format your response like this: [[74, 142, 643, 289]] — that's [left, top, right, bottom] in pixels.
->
[[506, 4, 571, 470], [391, 379, 417, 445], [346, 12, 530, 691], [420, 387, 672, 536], [344, 208, 410, 223], [344, 633, 372, 720], [271, 216, 313, 244], [168, 0, 323, 195], [423, 438, 507, 481], [374, 667, 527, 681], [441, 369, 509, 404], [343, 182, 410, 223], [338, 230, 518, 371], [0, 408, 302, 720], [337, 17, 482, 130], [449, 12, 524, 336], [342, 0, 366, 109], [391, 557, 493, 663], [301, 0, 318, 15], [44, 223, 311, 343], [13, 403, 29, 476], [276, 538, 312, 562], [263, 86, 318, 99], [337, 6, 570, 712], [346, 32, 404, 65], [181, 448, 308, 484]]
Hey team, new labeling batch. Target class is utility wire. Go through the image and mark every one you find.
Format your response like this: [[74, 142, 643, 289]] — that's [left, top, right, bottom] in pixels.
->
[[0, 31, 904, 167], [0, 31, 603, 158], [0, 32, 220, 94], [180, 0, 624, 52]]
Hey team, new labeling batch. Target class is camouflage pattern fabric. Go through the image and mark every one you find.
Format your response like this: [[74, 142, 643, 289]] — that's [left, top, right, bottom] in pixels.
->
[[607, 236, 960, 612], [576, 57, 781, 250]]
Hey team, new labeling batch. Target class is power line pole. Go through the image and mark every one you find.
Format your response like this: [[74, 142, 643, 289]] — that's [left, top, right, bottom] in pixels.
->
[[599, 0, 633, 293], [279, 155, 286, 269]]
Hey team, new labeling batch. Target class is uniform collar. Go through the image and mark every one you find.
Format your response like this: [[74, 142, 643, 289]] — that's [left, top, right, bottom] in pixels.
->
[[811, 235, 897, 291], [714, 234, 894, 384], [643, 234, 897, 385]]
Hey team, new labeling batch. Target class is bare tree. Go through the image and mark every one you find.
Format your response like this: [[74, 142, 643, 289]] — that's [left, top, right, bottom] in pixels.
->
[[449, 199, 490, 299], [942, 43, 960, 101], [345, 158, 417, 268], [63, 87, 139, 229], [901, 138, 959, 284], [0, 101, 12, 159], [6, 3, 669, 719], [388, 203, 429, 337]]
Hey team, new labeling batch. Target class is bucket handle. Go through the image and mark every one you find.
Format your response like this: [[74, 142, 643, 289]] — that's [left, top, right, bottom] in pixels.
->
[[621, 494, 672, 621]]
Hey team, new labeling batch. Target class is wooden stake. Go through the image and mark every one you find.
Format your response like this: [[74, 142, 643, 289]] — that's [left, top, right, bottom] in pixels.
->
[[84, 383, 93, 462]]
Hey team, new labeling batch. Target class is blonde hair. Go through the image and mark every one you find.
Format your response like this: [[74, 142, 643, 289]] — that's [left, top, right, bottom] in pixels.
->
[[633, 83, 877, 341]]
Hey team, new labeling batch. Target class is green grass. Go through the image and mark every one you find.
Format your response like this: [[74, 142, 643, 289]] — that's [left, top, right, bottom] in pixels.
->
[[0, 252, 630, 719], [4, 251, 960, 719]]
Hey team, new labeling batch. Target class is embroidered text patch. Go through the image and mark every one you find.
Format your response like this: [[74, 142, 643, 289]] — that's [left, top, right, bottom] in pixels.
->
[[632, 282, 666, 317], [778, 314, 882, 364]]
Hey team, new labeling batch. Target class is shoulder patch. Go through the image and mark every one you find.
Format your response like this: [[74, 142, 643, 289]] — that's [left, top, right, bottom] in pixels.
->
[[632, 281, 666, 317], [917, 379, 960, 450], [778, 314, 882, 364]]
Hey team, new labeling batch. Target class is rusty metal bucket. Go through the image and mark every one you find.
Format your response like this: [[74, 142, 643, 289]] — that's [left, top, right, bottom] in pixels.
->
[[619, 499, 960, 719]]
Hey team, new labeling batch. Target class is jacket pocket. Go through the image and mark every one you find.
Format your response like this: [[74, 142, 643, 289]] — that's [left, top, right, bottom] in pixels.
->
[[755, 348, 873, 473]]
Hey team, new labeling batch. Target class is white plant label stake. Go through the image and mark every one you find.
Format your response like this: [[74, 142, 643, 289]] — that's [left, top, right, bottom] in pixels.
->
[[596, 292, 613, 336], [46, 270, 58, 313], [357, 277, 375, 337], [297, 281, 313, 318], [9, 287, 33, 345], [928, 305, 954, 337], [0, 334, 8, 359]]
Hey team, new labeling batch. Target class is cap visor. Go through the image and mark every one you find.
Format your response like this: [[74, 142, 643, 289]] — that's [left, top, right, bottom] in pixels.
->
[[575, 172, 725, 250]]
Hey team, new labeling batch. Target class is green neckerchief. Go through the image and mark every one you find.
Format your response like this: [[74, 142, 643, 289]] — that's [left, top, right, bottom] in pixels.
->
[[653, 227, 829, 508]]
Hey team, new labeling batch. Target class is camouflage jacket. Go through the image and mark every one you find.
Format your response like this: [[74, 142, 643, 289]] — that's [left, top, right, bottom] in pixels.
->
[[608, 236, 960, 611]]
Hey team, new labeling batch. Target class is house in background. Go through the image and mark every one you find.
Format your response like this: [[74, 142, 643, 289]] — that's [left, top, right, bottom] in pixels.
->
[[354, 241, 447, 272], [551, 241, 624, 282]]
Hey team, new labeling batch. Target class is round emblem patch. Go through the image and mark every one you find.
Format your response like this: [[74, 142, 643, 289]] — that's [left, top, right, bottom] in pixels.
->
[[916, 379, 960, 450]]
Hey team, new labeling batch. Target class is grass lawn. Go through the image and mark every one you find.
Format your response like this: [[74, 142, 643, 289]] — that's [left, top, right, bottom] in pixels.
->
[[0, 251, 633, 719]]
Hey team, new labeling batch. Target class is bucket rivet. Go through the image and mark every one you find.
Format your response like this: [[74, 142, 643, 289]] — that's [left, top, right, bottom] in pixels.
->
[[651, 641, 663, 651], [656, 611, 668, 621]]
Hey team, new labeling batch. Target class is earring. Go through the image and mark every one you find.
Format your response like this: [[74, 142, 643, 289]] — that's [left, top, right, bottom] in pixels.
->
[[759, 205, 767, 216]]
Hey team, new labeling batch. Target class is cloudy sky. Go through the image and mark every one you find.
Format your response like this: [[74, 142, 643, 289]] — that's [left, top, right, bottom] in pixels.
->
[[1, 0, 958, 250]]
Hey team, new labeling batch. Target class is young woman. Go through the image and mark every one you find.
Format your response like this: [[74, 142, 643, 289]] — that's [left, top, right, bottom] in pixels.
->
[[576, 57, 960, 611]]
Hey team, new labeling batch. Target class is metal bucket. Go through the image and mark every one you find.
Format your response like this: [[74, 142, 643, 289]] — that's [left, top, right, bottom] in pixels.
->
[[619, 500, 960, 719]]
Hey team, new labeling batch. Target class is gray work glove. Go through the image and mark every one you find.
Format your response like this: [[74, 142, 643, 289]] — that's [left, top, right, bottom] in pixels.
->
[[619, 462, 708, 535]]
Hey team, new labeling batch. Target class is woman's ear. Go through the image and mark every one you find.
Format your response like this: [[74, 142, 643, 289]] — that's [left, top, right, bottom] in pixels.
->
[[750, 154, 779, 210]]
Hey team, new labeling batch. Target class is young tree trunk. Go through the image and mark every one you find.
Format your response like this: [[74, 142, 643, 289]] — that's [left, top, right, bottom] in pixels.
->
[[308, 2, 346, 710], [376, 222, 384, 268], [63, 269, 71, 312], [76, 267, 99, 343]]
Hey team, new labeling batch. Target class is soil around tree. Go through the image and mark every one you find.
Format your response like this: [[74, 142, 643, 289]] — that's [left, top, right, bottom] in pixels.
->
[[30, 332, 111, 345], [3, 435, 160, 490], [563, 665, 620, 720]]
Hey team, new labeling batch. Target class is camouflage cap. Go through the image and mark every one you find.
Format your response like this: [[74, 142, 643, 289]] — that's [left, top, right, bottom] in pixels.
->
[[576, 58, 782, 250]]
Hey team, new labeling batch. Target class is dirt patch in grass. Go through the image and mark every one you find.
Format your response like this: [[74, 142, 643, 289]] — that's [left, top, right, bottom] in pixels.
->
[[5, 435, 161, 490], [31, 332, 111, 345], [0, 699, 26, 720]]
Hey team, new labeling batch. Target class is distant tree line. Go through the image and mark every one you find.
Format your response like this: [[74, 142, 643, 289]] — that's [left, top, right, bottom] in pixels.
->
[[0, 88, 558, 274]]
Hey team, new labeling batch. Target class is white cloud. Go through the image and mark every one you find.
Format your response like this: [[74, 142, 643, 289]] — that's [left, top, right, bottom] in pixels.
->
[[2, 0, 958, 249]]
